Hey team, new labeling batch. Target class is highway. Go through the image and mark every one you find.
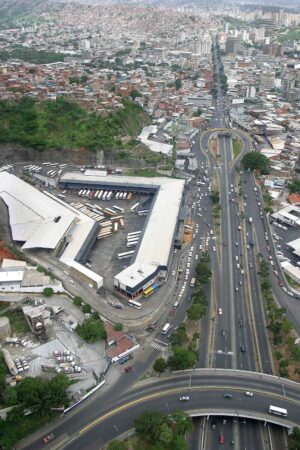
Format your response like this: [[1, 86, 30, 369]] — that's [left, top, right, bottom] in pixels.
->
[[55, 369, 300, 450]]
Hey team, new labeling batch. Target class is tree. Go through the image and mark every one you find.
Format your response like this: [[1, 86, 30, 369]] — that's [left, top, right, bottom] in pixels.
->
[[187, 303, 205, 320], [288, 178, 300, 194], [134, 411, 169, 442], [168, 347, 197, 370], [211, 190, 220, 205], [73, 296, 82, 306], [107, 440, 128, 450], [16, 374, 70, 415], [288, 427, 300, 450], [175, 78, 182, 90], [193, 108, 202, 117], [170, 324, 188, 347], [0, 351, 6, 395], [130, 89, 141, 100], [241, 152, 270, 174], [196, 262, 212, 284], [82, 303, 92, 314], [76, 318, 106, 343], [114, 322, 123, 331], [42, 287, 54, 297], [171, 409, 193, 435], [158, 422, 173, 446], [170, 433, 189, 450], [153, 358, 167, 374]]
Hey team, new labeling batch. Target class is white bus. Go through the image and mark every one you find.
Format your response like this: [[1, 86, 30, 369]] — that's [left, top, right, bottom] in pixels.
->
[[161, 323, 171, 335], [118, 250, 134, 260], [115, 193, 120, 200], [127, 231, 142, 238], [127, 241, 138, 248], [102, 191, 107, 200], [269, 406, 288, 417], [60, 164, 68, 168], [42, 162, 50, 166], [130, 202, 140, 213], [113, 205, 125, 213], [137, 209, 149, 216], [98, 190, 103, 199], [128, 300, 142, 310], [190, 278, 196, 287]]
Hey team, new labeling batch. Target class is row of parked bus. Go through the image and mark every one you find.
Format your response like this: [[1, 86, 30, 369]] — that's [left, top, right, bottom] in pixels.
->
[[77, 189, 132, 201]]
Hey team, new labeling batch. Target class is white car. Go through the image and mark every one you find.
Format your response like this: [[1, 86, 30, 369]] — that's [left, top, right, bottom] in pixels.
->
[[179, 396, 190, 401], [218, 308, 223, 315], [245, 391, 253, 397], [213, 246, 216, 252], [172, 271, 176, 276]]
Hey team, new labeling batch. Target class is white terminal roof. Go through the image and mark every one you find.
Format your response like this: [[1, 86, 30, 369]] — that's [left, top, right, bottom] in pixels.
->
[[287, 237, 300, 251], [0, 172, 76, 250], [61, 172, 185, 289], [0, 172, 103, 286]]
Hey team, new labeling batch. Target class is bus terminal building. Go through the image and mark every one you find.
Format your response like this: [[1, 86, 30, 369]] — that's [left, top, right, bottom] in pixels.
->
[[60, 172, 186, 298]]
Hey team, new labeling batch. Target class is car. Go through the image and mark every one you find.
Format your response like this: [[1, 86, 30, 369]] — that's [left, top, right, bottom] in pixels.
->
[[218, 308, 223, 315], [43, 433, 55, 444], [223, 241, 227, 246], [240, 345, 246, 353], [179, 396, 190, 401], [172, 270, 175, 276], [245, 391, 254, 397], [235, 287, 239, 292], [219, 433, 225, 444], [223, 393, 232, 399], [211, 422, 216, 430], [235, 242, 238, 246], [221, 329, 226, 336], [213, 246, 216, 252], [239, 319, 243, 327]]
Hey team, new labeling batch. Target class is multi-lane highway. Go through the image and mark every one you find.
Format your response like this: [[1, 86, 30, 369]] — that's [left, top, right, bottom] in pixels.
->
[[55, 369, 300, 450]]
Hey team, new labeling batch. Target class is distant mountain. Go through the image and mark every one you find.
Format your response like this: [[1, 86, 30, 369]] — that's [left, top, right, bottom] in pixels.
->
[[0, 0, 52, 28]]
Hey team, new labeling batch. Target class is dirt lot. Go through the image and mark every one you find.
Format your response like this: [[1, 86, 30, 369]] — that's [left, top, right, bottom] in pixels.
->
[[0, 241, 18, 263]]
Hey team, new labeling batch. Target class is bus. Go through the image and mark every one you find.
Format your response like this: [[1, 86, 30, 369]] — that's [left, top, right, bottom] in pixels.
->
[[190, 278, 196, 287], [113, 205, 125, 214], [115, 193, 120, 200], [269, 406, 288, 417], [127, 231, 141, 238], [98, 190, 103, 199], [127, 237, 140, 244], [161, 323, 171, 335], [113, 222, 119, 233], [127, 241, 138, 248], [57, 194, 66, 199], [42, 162, 50, 166], [120, 218, 125, 229], [118, 250, 134, 260], [127, 192, 133, 201], [128, 300, 142, 310], [143, 283, 158, 298], [60, 163, 68, 168], [130, 202, 140, 213], [137, 209, 149, 216], [102, 191, 107, 200]]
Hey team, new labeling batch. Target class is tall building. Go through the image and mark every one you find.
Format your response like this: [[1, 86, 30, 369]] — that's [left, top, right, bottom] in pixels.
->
[[226, 37, 241, 54], [260, 71, 275, 91]]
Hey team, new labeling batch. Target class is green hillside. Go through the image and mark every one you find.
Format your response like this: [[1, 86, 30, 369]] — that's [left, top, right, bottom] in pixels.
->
[[0, 97, 150, 154]]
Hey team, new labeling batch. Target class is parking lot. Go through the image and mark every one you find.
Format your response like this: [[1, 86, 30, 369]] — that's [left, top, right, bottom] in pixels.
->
[[53, 187, 151, 292]]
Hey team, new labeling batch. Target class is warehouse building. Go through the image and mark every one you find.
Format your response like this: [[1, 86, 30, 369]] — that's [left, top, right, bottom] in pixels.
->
[[60, 172, 186, 297], [0, 172, 103, 289]]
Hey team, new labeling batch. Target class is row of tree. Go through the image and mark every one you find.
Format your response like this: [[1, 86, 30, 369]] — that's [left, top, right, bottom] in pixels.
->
[[0, 369, 70, 449], [108, 409, 193, 450], [259, 260, 300, 379]]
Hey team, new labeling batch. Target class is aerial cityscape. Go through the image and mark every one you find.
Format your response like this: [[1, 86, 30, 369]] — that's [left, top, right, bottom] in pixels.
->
[[0, 0, 300, 449]]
